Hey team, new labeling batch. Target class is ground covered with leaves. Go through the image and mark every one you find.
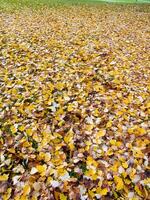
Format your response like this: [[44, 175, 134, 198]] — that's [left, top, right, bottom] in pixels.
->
[[0, 3, 150, 200]]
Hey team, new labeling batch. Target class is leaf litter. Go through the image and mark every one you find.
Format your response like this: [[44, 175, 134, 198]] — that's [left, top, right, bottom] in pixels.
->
[[0, 4, 150, 200]]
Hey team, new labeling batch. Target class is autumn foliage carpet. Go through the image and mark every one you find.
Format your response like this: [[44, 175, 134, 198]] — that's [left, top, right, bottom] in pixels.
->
[[0, 3, 150, 200]]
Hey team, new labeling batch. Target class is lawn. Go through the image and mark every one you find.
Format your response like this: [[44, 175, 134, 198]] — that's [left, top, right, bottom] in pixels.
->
[[0, 0, 150, 10], [0, 0, 149, 200]]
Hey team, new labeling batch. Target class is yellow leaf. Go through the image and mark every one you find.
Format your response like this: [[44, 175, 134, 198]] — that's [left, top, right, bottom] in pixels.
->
[[27, 104, 35, 111], [99, 188, 108, 196], [113, 79, 120, 84], [96, 187, 101, 193], [7, 148, 15, 153], [114, 176, 124, 191], [67, 104, 74, 112], [116, 110, 123, 116], [56, 108, 64, 116], [55, 82, 65, 91], [94, 84, 103, 92], [23, 141, 30, 147], [64, 129, 73, 144], [100, 188, 108, 195], [19, 125, 25, 132], [110, 139, 116, 145], [87, 156, 98, 167], [135, 185, 143, 197], [111, 162, 119, 172], [26, 128, 33, 136], [116, 141, 122, 147], [85, 168, 97, 180], [122, 162, 128, 169], [60, 193, 67, 200], [96, 129, 106, 138], [48, 83, 54, 92], [128, 127, 134, 134], [3, 188, 12, 200], [23, 185, 31, 196], [31, 197, 37, 200], [88, 189, 95, 198], [146, 102, 150, 108], [107, 149, 113, 156], [86, 124, 94, 131], [124, 178, 131, 185], [129, 169, 136, 179], [133, 149, 144, 158], [11, 88, 17, 95], [0, 174, 9, 181], [136, 127, 146, 135], [69, 143, 75, 151], [36, 164, 47, 176], [122, 172, 127, 178], [10, 125, 17, 134], [143, 178, 150, 185], [20, 195, 28, 200], [106, 120, 112, 128], [123, 98, 130, 105]]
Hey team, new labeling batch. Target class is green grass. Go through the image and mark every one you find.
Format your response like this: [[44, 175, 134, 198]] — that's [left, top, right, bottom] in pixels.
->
[[0, 0, 149, 11], [95, 0, 150, 2]]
